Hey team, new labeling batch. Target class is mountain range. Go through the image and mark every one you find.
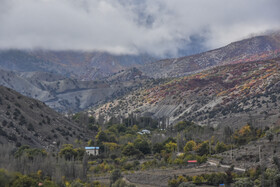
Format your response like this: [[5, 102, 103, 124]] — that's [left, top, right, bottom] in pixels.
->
[[0, 32, 279, 116], [1, 31, 280, 149], [140, 32, 280, 78], [0, 50, 156, 80], [0, 67, 149, 112], [91, 57, 280, 129]]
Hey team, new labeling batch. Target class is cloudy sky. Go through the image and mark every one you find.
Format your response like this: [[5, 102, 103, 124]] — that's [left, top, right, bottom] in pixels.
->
[[0, 0, 279, 57]]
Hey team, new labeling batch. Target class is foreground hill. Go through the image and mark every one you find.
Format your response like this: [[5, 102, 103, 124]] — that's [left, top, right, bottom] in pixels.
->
[[0, 68, 149, 112], [140, 32, 280, 78], [92, 58, 280, 129], [0, 86, 91, 148]]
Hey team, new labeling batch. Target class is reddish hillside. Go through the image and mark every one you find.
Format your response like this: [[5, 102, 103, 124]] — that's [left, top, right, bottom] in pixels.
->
[[140, 32, 280, 78], [92, 58, 280, 129]]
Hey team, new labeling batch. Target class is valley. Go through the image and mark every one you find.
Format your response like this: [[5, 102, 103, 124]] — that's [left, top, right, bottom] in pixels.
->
[[0, 67, 150, 112], [0, 31, 280, 187]]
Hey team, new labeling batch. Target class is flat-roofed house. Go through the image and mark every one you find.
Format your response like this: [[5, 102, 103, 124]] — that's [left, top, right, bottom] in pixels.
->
[[85, 147, 99, 155]]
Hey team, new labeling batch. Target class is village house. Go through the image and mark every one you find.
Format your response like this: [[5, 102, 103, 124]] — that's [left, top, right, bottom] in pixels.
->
[[85, 147, 99, 156]]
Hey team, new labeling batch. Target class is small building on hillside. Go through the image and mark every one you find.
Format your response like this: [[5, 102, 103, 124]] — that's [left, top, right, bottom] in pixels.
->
[[137, 129, 151, 135], [85, 147, 99, 156]]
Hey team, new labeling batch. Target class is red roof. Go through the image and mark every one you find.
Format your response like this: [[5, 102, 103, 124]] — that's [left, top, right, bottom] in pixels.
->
[[187, 160, 197, 163]]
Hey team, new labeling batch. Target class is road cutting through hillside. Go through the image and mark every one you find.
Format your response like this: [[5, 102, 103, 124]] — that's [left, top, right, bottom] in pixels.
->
[[207, 160, 246, 172]]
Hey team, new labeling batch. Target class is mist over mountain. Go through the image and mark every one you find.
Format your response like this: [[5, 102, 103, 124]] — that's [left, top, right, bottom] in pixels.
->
[[140, 32, 280, 78], [0, 50, 156, 80], [0, 32, 279, 113], [0, 0, 279, 57]]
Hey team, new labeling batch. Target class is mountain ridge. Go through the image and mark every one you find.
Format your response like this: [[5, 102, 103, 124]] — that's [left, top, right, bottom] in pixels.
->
[[0, 50, 157, 81], [91, 57, 280, 129], [0, 67, 150, 112], [140, 32, 280, 78], [0, 32, 280, 114]]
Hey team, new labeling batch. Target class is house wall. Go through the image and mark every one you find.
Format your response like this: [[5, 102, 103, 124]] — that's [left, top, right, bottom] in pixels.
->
[[86, 149, 99, 155]]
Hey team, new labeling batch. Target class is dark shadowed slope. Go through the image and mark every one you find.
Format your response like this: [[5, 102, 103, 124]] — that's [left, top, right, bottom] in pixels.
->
[[0, 86, 92, 149]]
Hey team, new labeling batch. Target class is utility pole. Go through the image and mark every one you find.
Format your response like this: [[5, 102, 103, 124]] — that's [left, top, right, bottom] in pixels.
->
[[259, 145, 261, 163], [231, 144, 233, 161], [209, 140, 211, 155]]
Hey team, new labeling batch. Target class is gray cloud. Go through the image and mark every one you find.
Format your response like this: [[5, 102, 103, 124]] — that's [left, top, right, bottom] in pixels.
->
[[0, 0, 279, 57]]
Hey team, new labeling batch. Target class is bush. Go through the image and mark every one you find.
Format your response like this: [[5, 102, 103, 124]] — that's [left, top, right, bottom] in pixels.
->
[[234, 178, 254, 187], [215, 142, 228, 153], [184, 140, 196, 153], [152, 143, 164, 154], [122, 143, 141, 156], [110, 169, 122, 185], [134, 139, 151, 155], [178, 182, 196, 187], [12, 175, 37, 187], [111, 179, 136, 187], [59, 144, 85, 160]]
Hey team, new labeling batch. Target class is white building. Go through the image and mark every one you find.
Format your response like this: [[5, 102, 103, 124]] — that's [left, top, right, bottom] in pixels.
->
[[85, 147, 99, 155], [137, 129, 151, 135]]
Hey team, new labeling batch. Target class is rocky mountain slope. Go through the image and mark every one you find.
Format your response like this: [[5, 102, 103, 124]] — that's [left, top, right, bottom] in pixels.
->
[[0, 68, 149, 112], [140, 32, 280, 78], [0, 50, 156, 80], [0, 86, 91, 149], [91, 58, 280, 129]]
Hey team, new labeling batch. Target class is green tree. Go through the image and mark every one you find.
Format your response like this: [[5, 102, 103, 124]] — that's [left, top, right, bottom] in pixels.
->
[[193, 176, 204, 184], [195, 141, 209, 156], [234, 178, 254, 187], [174, 121, 187, 132], [122, 143, 140, 156], [134, 139, 151, 154], [59, 144, 77, 160], [184, 140, 196, 153], [215, 141, 227, 153], [88, 139, 95, 146], [70, 180, 84, 187], [110, 169, 122, 185], [266, 131, 274, 142], [152, 143, 164, 154], [96, 131, 108, 144], [12, 175, 37, 187], [0, 169, 12, 187], [178, 182, 196, 187], [165, 142, 177, 153]]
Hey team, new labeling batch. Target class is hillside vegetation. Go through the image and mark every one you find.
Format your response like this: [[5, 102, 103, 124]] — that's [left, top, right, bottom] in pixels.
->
[[0, 86, 91, 148], [92, 58, 280, 128]]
